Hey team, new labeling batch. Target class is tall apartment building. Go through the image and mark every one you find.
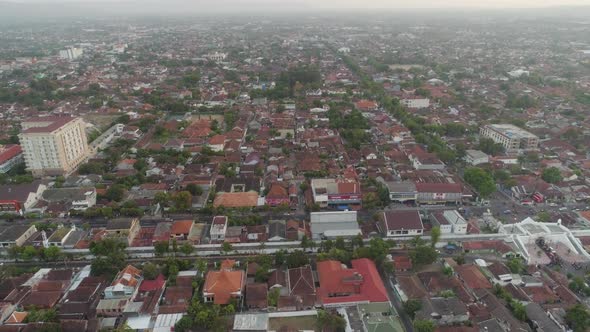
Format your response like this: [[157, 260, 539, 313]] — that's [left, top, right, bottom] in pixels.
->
[[18, 117, 89, 177], [479, 124, 539, 152], [59, 47, 83, 60]]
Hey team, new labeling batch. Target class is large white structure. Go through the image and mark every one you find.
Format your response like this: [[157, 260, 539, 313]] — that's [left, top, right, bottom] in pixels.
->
[[480, 124, 539, 152], [401, 97, 430, 109], [499, 217, 590, 265], [19, 117, 90, 177], [310, 211, 361, 240], [431, 210, 468, 235], [59, 47, 83, 60]]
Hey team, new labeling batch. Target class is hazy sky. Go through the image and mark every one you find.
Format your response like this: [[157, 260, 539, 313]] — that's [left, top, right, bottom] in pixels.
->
[[6, 0, 590, 8]]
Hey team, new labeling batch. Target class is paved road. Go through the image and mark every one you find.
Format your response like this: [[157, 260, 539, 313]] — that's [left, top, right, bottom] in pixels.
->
[[384, 273, 414, 332]]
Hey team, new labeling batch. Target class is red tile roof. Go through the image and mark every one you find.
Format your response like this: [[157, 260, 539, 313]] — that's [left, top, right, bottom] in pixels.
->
[[456, 265, 492, 289], [138, 274, 165, 292], [170, 220, 193, 235], [0, 145, 22, 164], [316, 258, 388, 305], [203, 269, 244, 305], [21, 116, 76, 134]]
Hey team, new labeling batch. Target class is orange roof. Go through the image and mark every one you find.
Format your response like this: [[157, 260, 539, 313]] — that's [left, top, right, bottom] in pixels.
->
[[112, 265, 142, 287], [170, 220, 194, 235], [209, 134, 226, 145], [203, 269, 244, 305], [213, 192, 258, 208], [5, 311, 28, 324], [266, 183, 288, 199], [220, 259, 236, 270]]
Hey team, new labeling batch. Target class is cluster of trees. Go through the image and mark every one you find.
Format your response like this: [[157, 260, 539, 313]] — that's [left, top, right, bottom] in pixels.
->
[[154, 191, 193, 211], [478, 138, 505, 156], [568, 276, 590, 296], [316, 237, 395, 272], [565, 304, 590, 332], [464, 167, 497, 198], [494, 284, 527, 321], [175, 297, 234, 332], [505, 93, 538, 109], [89, 239, 128, 280], [153, 240, 195, 257], [316, 309, 347, 331], [408, 235, 439, 267], [327, 108, 370, 149], [7, 245, 63, 262], [542, 167, 562, 184]]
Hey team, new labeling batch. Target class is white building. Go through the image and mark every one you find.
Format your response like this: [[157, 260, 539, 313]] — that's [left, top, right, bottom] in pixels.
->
[[480, 124, 539, 152], [381, 210, 424, 237], [464, 150, 489, 166], [0, 144, 24, 173], [19, 117, 90, 177], [431, 210, 468, 234], [310, 211, 361, 240], [59, 47, 83, 60], [210, 216, 228, 242], [401, 98, 430, 109]]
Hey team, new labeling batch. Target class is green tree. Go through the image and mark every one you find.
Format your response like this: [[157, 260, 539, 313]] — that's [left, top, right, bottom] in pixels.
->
[[222, 242, 233, 254], [300, 235, 313, 251], [542, 167, 562, 184], [464, 167, 497, 198], [21, 246, 38, 261], [403, 299, 422, 319], [430, 226, 441, 248], [185, 184, 203, 196], [566, 304, 590, 332], [410, 245, 438, 266], [286, 250, 309, 268], [143, 263, 160, 280], [478, 137, 504, 156], [180, 243, 194, 256], [43, 246, 62, 261], [154, 241, 169, 257], [173, 191, 192, 210], [105, 184, 126, 202], [413, 320, 435, 332], [89, 238, 128, 279], [317, 309, 346, 331], [507, 257, 523, 274]]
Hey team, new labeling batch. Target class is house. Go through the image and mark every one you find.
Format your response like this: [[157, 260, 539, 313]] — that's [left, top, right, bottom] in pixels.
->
[[0, 181, 47, 214], [58, 276, 105, 320], [42, 187, 97, 211], [104, 265, 143, 299], [316, 258, 389, 307], [310, 211, 361, 240], [355, 100, 378, 111], [310, 178, 362, 210], [430, 210, 468, 234], [203, 266, 245, 305], [415, 297, 469, 325], [286, 220, 307, 241], [0, 144, 24, 173], [208, 135, 226, 152], [246, 283, 268, 309], [170, 220, 194, 241], [104, 218, 140, 246], [416, 183, 462, 205], [456, 265, 492, 290], [0, 224, 38, 247], [379, 180, 417, 203], [409, 153, 445, 170], [46, 226, 75, 247], [286, 266, 316, 309], [465, 150, 489, 166], [380, 210, 424, 237], [401, 97, 430, 109], [525, 303, 562, 332], [213, 192, 259, 208], [268, 220, 286, 242], [265, 183, 289, 207], [210, 216, 228, 242]]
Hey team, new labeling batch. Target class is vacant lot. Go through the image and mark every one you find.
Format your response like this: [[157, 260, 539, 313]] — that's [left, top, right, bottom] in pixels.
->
[[268, 316, 318, 331]]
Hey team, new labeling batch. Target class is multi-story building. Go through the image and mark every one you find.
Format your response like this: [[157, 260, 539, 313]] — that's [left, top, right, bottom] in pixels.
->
[[59, 47, 83, 60], [0, 145, 23, 173], [401, 97, 430, 109], [19, 117, 90, 177], [479, 124, 539, 152], [310, 178, 362, 210]]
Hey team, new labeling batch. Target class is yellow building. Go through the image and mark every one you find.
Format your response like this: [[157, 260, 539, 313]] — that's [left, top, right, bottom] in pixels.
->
[[19, 117, 89, 177]]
